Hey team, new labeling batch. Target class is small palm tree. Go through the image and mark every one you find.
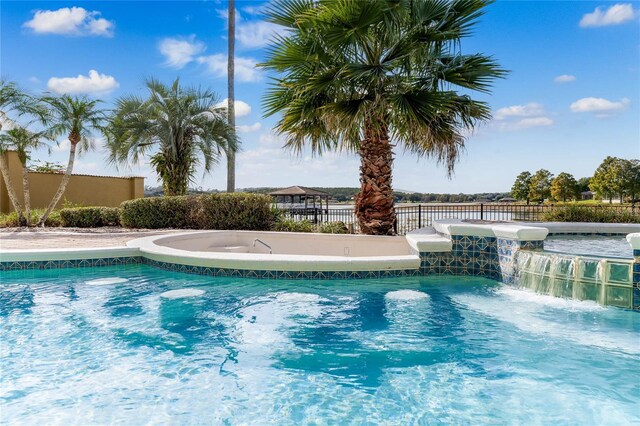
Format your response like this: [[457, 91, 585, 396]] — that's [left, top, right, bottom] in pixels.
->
[[106, 78, 237, 196], [0, 80, 48, 224], [261, 0, 506, 235], [37, 95, 106, 226], [0, 127, 53, 225]]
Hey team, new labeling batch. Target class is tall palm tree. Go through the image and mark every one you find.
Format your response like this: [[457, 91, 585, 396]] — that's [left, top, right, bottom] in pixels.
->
[[261, 0, 506, 235], [226, 0, 237, 193], [106, 78, 237, 196], [0, 127, 53, 225], [38, 95, 106, 226], [0, 81, 31, 222]]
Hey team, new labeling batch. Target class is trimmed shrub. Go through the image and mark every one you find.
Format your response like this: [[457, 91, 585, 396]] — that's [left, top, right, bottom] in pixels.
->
[[0, 209, 62, 228], [192, 193, 274, 230], [318, 221, 349, 234], [119, 193, 273, 230], [271, 217, 316, 232], [120, 196, 197, 229], [541, 205, 640, 223], [59, 207, 121, 227]]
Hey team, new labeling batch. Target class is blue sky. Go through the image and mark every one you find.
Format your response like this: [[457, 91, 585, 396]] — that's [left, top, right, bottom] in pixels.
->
[[1, 0, 638, 193]]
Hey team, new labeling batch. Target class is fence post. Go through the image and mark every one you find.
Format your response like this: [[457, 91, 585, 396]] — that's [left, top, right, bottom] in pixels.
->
[[418, 204, 422, 229], [480, 203, 484, 221], [313, 208, 318, 224]]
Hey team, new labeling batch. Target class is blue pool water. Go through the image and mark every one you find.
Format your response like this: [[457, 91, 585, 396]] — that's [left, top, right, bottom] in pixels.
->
[[1, 265, 638, 424]]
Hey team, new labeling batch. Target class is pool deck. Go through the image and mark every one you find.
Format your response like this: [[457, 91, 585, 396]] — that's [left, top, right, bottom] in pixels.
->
[[0, 228, 184, 250]]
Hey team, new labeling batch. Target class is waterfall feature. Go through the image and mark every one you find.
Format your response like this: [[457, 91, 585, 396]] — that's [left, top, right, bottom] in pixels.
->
[[515, 250, 633, 308]]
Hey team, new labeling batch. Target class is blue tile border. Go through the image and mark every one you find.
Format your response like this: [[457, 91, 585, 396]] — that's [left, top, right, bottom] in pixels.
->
[[0, 256, 144, 271], [2, 234, 637, 310]]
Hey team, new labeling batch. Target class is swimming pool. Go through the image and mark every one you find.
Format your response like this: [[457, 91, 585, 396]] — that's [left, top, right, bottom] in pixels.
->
[[1, 265, 637, 424], [544, 235, 632, 259]]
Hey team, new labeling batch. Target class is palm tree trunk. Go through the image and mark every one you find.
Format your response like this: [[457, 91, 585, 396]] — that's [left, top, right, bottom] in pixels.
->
[[355, 122, 396, 235], [21, 163, 31, 226], [226, 0, 236, 193], [38, 140, 77, 226], [0, 153, 25, 224]]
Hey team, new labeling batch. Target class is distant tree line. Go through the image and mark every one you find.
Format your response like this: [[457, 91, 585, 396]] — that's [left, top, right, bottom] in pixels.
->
[[145, 185, 510, 204], [511, 156, 640, 204]]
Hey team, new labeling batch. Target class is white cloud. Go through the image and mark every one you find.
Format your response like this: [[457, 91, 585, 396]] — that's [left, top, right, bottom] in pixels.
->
[[241, 5, 268, 15], [570, 97, 630, 113], [237, 122, 262, 133], [197, 54, 261, 82], [215, 99, 252, 117], [514, 117, 554, 129], [495, 102, 545, 120], [237, 21, 279, 48], [580, 3, 637, 27], [158, 35, 206, 68], [23, 7, 114, 37], [47, 70, 119, 95], [235, 132, 360, 185], [28, 76, 41, 84], [554, 74, 576, 83]]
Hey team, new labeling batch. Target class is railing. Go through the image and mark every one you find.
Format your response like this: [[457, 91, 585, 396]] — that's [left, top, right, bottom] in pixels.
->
[[279, 203, 638, 235]]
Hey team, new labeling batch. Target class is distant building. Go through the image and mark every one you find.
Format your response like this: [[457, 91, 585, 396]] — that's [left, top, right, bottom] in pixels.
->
[[581, 191, 595, 200], [497, 197, 517, 203]]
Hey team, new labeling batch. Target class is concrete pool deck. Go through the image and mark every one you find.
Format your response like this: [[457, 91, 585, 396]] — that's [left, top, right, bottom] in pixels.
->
[[0, 228, 184, 250]]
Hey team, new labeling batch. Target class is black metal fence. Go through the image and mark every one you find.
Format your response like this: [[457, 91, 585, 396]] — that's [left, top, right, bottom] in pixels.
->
[[280, 203, 638, 235]]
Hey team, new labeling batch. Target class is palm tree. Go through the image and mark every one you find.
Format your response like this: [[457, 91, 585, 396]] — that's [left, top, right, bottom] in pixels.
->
[[261, 0, 506, 235], [37, 95, 106, 226], [106, 78, 237, 196], [0, 127, 53, 225], [226, 0, 237, 193], [0, 81, 30, 222]]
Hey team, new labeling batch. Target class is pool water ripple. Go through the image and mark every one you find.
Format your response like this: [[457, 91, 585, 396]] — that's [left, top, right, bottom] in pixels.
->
[[0, 265, 638, 424]]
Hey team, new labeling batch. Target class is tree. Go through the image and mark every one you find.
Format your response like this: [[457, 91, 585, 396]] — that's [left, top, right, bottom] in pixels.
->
[[550, 172, 578, 202], [0, 127, 53, 225], [107, 78, 237, 196], [624, 159, 640, 202], [261, 0, 505, 235], [590, 156, 624, 203], [528, 169, 553, 203], [576, 176, 591, 193], [0, 81, 25, 222], [38, 95, 106, 226], [226, 0, 237, 193], [0, 80, 48, 224], [511, 171, 532, 204]]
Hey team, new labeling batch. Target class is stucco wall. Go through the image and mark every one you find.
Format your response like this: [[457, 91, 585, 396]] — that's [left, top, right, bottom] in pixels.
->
[[0, 151, 144, 213]]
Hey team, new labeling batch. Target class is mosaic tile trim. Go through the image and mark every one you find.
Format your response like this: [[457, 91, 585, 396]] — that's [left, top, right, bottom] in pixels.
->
[[0, 256, 143, 271], [142, 258, 421, 280], [547, 232, 632, 236]]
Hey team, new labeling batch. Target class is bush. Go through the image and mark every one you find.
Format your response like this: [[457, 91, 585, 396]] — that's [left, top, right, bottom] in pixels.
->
[[192, 193, 274, 230], [271, 217, 316, 232], [120, 196, 198, 229], [119, 193, 274, 230], [541, 205, 640, 223], [318, 221, 349, 234], [0, 209, 62, 227], [59, 207, 121, 227]]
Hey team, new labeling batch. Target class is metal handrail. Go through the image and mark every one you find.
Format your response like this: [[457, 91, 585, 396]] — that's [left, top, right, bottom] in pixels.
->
[[252, 239, 272, 254]]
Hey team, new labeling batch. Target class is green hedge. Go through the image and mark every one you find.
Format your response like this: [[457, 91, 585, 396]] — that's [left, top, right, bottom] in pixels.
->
[[59, 207, 121, 227], [120, 196, 197, 229], [272, 217, 316, 232], [0, 209, 62, 228], [541, 205, 640, 223], [119, 193, 273, 230]]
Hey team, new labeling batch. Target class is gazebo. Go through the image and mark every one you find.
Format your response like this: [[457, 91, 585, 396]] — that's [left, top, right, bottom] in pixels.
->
[[268, 186, 331, 211]]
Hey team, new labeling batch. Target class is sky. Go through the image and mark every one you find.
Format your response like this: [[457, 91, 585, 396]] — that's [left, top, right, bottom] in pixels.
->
[[1, 0, 639, 193]]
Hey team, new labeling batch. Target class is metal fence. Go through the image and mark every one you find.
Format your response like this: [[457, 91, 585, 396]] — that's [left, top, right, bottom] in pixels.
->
[[280, 203, 638, 235]]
